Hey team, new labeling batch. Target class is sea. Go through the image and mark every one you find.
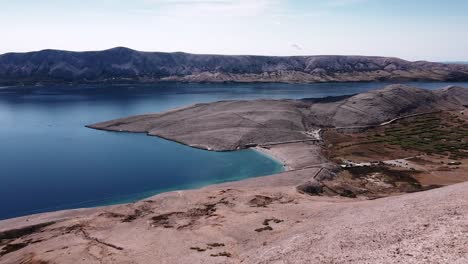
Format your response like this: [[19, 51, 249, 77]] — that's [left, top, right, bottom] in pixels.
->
[[1, 81, 467, 220]]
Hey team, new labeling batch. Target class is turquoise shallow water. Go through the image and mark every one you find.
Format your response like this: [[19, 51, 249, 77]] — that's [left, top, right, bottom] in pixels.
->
[[1, 81, 467, 220]]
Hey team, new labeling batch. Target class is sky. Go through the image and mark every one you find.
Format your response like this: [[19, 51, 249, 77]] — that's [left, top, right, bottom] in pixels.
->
[[0, 0, 467, 61]]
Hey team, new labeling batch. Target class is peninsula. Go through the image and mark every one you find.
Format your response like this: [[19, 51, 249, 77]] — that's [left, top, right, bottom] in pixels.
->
[[1, 85, 468, 263], [1, 47, 468, 85], [88, 84, 467, 151]]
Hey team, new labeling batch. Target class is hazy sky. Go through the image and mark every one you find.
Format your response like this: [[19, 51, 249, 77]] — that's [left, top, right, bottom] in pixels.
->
[[1, 0, 467, 61]]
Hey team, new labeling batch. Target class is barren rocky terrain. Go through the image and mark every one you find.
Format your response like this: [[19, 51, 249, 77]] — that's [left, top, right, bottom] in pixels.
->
[[1, 166, 468, 264], [1, 84, 467, 264], [88, 84, 468, 150], [2, 47, 468, 85]]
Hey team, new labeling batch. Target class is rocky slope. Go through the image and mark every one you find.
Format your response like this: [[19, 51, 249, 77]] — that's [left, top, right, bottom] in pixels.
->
[[88, 85, 468, 151], [1, 167, 468, 264], [1, 47, 468, 85]]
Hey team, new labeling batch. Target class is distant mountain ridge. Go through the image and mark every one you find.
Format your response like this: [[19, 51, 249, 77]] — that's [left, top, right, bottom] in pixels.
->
[[1, 47, 468, 85]]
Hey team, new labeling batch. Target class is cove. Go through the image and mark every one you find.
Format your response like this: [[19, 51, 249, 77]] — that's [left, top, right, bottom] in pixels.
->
[[1, 81, 467, 220]]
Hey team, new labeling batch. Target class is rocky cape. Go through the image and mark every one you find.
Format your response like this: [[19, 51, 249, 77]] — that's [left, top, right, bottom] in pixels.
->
[[88, 84, 468, 151], [2, 47, 468, 85]]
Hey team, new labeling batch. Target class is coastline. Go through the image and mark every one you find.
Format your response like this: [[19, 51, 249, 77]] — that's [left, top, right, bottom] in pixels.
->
[[252, 146, 293, 171], [0, 141, 317, 223], [3, 164, 468, 263], [0, 144, 287, 221], [1, 85, 468, 263]]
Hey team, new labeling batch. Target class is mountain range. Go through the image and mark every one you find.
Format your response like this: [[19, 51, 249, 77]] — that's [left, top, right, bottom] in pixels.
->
[[1, 47, 468, 85]]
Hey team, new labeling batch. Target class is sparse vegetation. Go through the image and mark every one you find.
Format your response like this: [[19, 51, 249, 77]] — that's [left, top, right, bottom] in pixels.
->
[[0, 242, 29, 257], [210, 252, 232, 257], [369, 113, 468, 159], [262, 218, 283, 226], [207, 243, 225, 248], [255, 226, 273, 232], [321, 111, 467, 196], [330, 112, 468, 159], [346, 166, 420, 186], [190, 247, 206, 252]]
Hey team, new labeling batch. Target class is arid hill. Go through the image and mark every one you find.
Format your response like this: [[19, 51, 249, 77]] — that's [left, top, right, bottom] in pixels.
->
[[88, 85, 468, 151], [1, 47, 468, 85]]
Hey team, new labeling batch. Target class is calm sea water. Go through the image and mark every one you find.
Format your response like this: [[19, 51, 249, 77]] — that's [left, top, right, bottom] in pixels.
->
[[1, 81, 467, 220]]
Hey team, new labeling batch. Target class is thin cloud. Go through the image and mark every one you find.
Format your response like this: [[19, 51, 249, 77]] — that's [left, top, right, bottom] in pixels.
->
[[290, 43, 303, 51]]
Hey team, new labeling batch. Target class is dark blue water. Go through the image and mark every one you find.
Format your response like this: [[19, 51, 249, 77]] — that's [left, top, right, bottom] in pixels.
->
[[1, 81, 467, 220]]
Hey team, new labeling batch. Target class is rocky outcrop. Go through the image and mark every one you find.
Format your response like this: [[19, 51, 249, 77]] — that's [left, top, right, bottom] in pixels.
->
[[1, 47, 468, 85], [307, 85, 468, 127], [87, 85, 468, 151]]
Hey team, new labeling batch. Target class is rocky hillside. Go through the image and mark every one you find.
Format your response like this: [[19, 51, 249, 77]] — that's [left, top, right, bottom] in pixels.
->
[[307, 85, 468, 127], [1, 47, 468, 85], [88, 85, 468, 151]]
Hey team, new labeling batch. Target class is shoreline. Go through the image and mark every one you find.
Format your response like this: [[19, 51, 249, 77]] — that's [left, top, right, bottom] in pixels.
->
[[0, 137, 291, 221], [252, 146, 293, 171], [0, 141, 313, 223], [0, 165, 323, 229], [3, 165, 468, 263], [1, 85, 468, 263]]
